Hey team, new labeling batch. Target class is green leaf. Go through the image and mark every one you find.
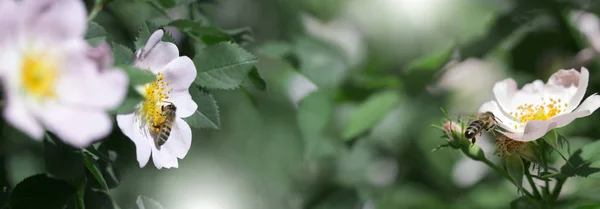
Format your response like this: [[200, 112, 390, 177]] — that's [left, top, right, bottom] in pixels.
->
[[117, 65, 156, 86], [257, 41, 293, 59], [9, 174, 76, 209], [224, 27, 255, 45], [297, 91, 332, 137], [560, 140, 600, 178], [243, 67, 266, 91], [505, 154, 524, 193], [158, 0, 175, 8], [134, 21, 174, 50], [576, 203, 600, 209], [342, 90, 401, 140], [168, 19, 233, 44], [110, 86, 144, 115], [193, 42, 258, 89], [44, 135, 84, 181], [82, 153, 109, 191], [85, 190, 118, 209], [402, 46, 454, 92], [184, 88, 220, 129], [85, 147, 120, 190], [136, 196, 164, 209], [510, 196, 542, 209], [86, 22, 106, 47], [112, 43, 134, 65], [293, 36, 347, 89]]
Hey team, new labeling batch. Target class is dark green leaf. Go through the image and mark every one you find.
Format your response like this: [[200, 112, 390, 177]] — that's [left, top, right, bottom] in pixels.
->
[[510, 196, 542, 209], [44, 136, 84, 181], [402, 46, 454, 92], [9, 174, 76, 209], [505, 154, 524, 193], [86, 22, 106, 47], [85, 190, 118, 209], [184, 88, 220, 129], [224, 27, 254, 45], [110, 86, 145, 115], [116, 65, 156, 86], [342, 90, 401, 140], [576, 202, 600, 209], [194, 42, 258, 89], [112, 43, 134, 65], [136, 196, 164, 209], [134, 21, 174, 50], [82, 153, 109, 191], [158, 0, 175, 8], [85, 149, 120, 190], [168, 19, 233, 44], [243, 67, 266, 91], [560, 140, 600, 178]]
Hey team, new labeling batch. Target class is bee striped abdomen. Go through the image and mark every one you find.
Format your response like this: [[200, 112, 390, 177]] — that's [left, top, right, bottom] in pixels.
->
[[464, 120, 484, 139]]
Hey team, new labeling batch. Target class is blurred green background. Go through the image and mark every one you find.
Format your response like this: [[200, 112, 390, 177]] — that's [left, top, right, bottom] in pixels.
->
[[3, 0, 600, 208]]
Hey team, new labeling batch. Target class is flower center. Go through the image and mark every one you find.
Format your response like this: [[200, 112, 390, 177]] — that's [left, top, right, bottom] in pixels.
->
[[509, 97, 567, 129], [20, 50, 58, 100], [495, 135, 526, 157], [139, 72, 172, 132]]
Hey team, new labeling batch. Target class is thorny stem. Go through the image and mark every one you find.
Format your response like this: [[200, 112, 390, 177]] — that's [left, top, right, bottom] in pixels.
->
[[525, 165, 542, 199], [481, 158, 535, 198]]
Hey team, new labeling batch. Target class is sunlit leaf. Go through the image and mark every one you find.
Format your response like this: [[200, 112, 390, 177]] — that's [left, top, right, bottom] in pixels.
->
[[86, 21, 106, 47], [9, 174, 76, 209], [193, 42, 258, 89], [342, 90, 401, 140], [293, 36, 347, 89], [184, 88, 220, 129]]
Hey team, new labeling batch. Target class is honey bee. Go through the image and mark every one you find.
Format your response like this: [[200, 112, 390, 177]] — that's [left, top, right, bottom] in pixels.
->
[[464, 111, 502, 144], [153, 102, 177, 150]]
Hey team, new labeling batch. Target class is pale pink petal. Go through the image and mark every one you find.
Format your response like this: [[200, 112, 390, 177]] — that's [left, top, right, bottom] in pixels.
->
[[168, 90, 197, 118], [162, 56, 197, 91], [0, 0, 18, 41], [151, 144, 179, 169], [39, 104, 112, 148], [142, 30, 164, 58], [86, 43, 114, 70], [160, 118, 192, 159], [506, 94, 600, 142], [2, 95, 44, 140], [58, 68, 128, 109], [135, 42, 179, 73], [493, 78, 518, 112], [560, 68, 589, 113], [116, 114, 151, 167], [477, 100, 518, 132], [28, 0, 87, 41]]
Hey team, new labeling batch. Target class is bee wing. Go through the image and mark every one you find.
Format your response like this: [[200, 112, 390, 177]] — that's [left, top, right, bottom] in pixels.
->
[[162, 117, 192, 159]]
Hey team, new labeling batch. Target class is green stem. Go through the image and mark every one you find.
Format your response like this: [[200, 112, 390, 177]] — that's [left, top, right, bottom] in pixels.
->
[[525, 166, 542, 199], [482, 158, 535, 198], [87, 0, 105, 21], [551, 178, 566, 201]]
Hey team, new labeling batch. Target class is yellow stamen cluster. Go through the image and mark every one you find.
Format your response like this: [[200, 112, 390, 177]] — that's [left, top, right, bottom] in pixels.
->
[[495, 135, 526, 157], [21, 50, 58, 100], [139, 72, 173, 132], [509, 97, 567, 129]]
